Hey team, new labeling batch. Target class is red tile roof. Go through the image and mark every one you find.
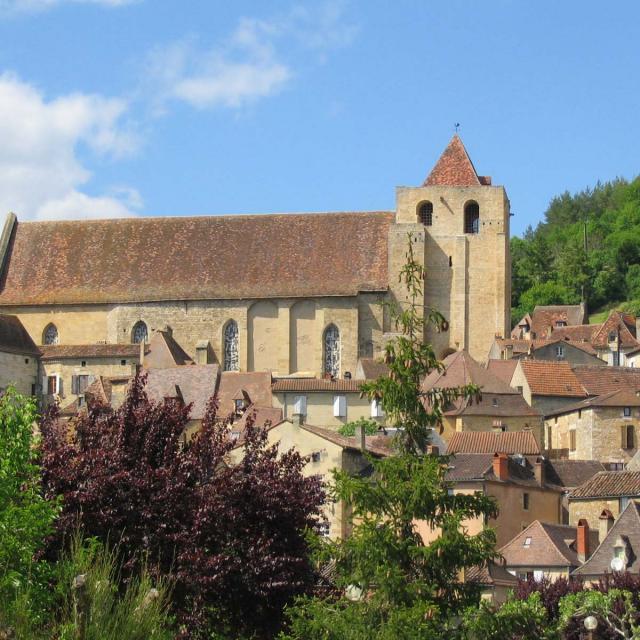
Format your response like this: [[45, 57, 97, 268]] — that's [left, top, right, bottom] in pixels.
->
[[485, 359, 518, 385], [447, 431, 540, 455], [591, 311, 639, 349], [572, 365, 640, 396], [39, 343, 144, 360], [272, 378, 369, 393], [423, 135, 481, 187], [570, 471, 640, 499], [144, 331, 193, 368], [0, 212, 393, 305], [518, 360, 587, 398], [218, 371, 273, 416]]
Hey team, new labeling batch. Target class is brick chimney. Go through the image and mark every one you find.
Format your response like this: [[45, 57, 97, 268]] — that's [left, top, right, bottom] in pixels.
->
[[493, 453, 509, 481], [599, 509, 614, 542], [534, 456, 545, 487], [576, 518, 590, 563]]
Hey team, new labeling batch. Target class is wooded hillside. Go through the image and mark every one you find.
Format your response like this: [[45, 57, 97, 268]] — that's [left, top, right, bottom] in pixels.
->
[[511, 176, 640, 324]]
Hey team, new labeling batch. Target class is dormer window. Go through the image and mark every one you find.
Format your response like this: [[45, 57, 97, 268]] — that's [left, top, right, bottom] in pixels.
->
[[555, 320, 567, 327], [464, 202, 480, 234], [418, 201, 433, 226]]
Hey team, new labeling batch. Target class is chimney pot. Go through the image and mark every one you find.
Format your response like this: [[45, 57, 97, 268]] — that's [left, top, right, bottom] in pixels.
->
[[493, 452, 509, 481], [534, 456, 545, 486], [577, 518, 590, 563]]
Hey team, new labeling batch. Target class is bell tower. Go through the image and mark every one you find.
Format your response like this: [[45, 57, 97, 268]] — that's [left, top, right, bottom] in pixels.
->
[[389, 135, 511, 361]]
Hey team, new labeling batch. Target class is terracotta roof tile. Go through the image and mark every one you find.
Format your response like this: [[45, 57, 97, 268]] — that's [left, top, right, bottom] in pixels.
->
[[218, 371, 273, 416], [530, 305, 587, 336], [518, 360, 587, 398], [39, 343, 144, 360], [546, 389, 640, 417], [272, 378, 369, 393], [423, 135, 481, 187], [591, 311, 639, 349], [0, 212, 393, 305], [572, 365, 640, 396], [570, 471, 640, 499], [299, 423, 392, 457], [144, 331, 193, 368], [447, 431, 540, 455], [356, 358, 389, 380], [485, 359, 518, 386], [465, 561, 518, 587]]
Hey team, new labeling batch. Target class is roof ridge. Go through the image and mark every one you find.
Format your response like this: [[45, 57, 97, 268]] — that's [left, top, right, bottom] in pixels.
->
[[423, 135, 482, 187]]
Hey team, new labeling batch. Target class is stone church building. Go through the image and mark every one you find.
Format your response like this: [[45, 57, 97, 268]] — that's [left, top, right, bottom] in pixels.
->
[[0, 135, 511, 380]]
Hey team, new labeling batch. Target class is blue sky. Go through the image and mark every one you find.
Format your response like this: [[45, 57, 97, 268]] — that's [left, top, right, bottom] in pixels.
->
[[0, 0, 637, 235]]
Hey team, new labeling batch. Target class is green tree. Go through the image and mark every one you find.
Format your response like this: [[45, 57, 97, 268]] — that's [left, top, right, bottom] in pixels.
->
[[337, 417, 381, 437], [0, 387, 60, 630], [280, 234, 498, 639]]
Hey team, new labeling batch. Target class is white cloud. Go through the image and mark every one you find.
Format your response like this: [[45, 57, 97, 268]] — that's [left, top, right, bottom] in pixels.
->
[[0, 0, 135, 13], [146, 1, 357, 111], [0, 73, 141, 221]]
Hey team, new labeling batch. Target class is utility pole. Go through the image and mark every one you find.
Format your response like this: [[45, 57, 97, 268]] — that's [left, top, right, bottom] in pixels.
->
[[581, 219, 588, 311]]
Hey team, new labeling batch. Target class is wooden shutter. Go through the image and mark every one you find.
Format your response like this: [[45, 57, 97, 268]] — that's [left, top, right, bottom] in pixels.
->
[[71, 375, 78, 394], [333, 395, 346, 417], [569, 430, 576, 452]]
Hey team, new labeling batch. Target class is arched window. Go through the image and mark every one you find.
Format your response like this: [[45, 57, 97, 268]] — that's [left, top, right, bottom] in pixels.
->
[[464, 202, 480, 234], [418, 201, 433, 226], [132, 321, 148, 344], [323, 324, 340, 378], [223, 320, 239, 371], [43, 323, 59, 345]]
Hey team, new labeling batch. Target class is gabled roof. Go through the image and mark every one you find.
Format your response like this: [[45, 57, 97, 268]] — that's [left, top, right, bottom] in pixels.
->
[[0, 212, 393, 305], [517, 360, 587, 398], [591, 310, 638, 349], [218, 371, 273, 416], [143, 330, 194, 368], [530, 304, 587, 336], [447, 431, 540, 455], [355, 358, 389, 380], [0, 314, 39, 355], [544, 460, 606, 490], [570, 471, 640, 500], [448, 392, 540, 417], [573, 502, 640, 576], [423, 350, 517, 395], [499, 520, 598, 569], [486, 359, 518, 386], [465, 561, 518, 588], [550, 324, 599, 343], [39, 343, 144, 360], [423, 135, 482, 187], [545, 388, 640, 418], [144, 364, 220, 420], [299, 422, 392, 457]]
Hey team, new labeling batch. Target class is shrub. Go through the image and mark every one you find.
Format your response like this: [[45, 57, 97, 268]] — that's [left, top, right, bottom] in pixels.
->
[[337, 417, 380, 437]]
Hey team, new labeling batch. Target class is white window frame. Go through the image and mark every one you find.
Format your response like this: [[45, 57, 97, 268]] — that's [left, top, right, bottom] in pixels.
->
[[333, 395, 347, 418], [371, 398, 384, 418], [293, 395, 307, 416]]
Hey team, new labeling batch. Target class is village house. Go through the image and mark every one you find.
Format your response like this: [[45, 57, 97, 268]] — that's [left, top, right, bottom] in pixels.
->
[[511, 305, 587, 341], [572, 501, 640, 582], [498, 519, 598, 581], [568, 470, 640, 529], [421, 350, 542, 444], [544, 389, 640, 467]]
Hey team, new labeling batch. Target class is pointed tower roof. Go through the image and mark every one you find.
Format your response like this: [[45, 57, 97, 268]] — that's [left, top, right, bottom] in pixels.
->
[[423, 135, 482, 187]]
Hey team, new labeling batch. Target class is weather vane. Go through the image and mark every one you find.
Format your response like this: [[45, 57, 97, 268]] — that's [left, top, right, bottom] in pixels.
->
[[454, 122, 460, 133]]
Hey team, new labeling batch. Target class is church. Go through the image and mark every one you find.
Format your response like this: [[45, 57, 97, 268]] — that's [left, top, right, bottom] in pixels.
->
[[0, 135, 511, 380]]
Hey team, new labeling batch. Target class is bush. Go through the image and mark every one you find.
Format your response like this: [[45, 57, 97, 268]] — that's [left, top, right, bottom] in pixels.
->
[[337, 418, 380, 437]]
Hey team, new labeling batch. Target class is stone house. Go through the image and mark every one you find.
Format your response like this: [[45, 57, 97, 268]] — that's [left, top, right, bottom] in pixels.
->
[[0, 135, 511, 384], [573, 501, 640, 581], [271, 377, 384, 430], [590, 311, 640, 366], [0, 314, 39, 396], [422, 350, 543, 444], [418, 451, 563, 547], [511, 305, 587, 341], [568, 470, 640, 529], [498, 519, 598, 581], [544, 389, 640, 466]]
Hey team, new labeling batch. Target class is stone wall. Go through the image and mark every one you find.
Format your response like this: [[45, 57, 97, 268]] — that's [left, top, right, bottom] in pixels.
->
[[0, 350, 38, 396], [569, 498, 621, 530]]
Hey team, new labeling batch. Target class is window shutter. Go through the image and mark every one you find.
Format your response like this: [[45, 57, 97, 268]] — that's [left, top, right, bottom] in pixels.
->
[[71, 375, 78, 395], [333, 395, 346, 417], [628, 425, 635, 449], [622, 425, 628, 449], [293, 395, 307, 416], [42, 376, 48, 395], [569, 430, 576, 452], [55, 375, 61, 396]]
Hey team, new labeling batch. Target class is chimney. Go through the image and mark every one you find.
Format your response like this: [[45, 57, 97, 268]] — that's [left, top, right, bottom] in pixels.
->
[[493, 453, 509, 481], [599, 509, 614, 542], [195, 340, 211, 364], [534, 456, 545, 486], [576, 519, 590, 563], [354, 424, 366, 452]]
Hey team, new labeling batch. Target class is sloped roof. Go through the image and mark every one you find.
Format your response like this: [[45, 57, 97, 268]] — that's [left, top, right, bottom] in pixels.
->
[[550, 324, 599, 343], [499, 520, 598, 569], [485, 359, 518, 386], [0, 314, 39, 355], [0, 212, 393, 305], [517, 360, 587, 398], [143, 330, 194, 368], [272, 378, 369, 393], [356, 358, 389, 380], [546, 388, 640, 418], [530, 305, 587, 336], [423, 135, 481, 187], [591, 311, 639, 349], [144, 364, 220, 420], [465, 561, 518, 587], [218, 371, 273, 417], [446, 453, 494, 481], [449, 392, 540, 417], [545, 460, 606, 490], [39, 343, 144, 360], [423, 350, 517, 395], [447, 431, 540, 455], [574, 502, 640, 576], [299, 423, 392, 457], [570, 471, 640, 500], [572, 365, 640, 396]]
